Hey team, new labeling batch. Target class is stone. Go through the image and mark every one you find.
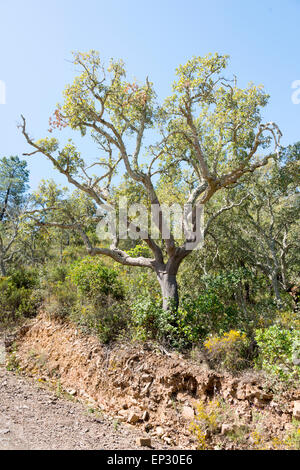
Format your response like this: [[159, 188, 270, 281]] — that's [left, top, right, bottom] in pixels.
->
[[221, 423, 236, 435], [116, 414, 126, 422], [223, 388, 233, 399], [127, 412, 140, 424], [253, 390, 273, 402], [270, 401, 279, 409], [293, 401, 300, 420], [163, 436, 173, 445], [222, 423, 248, 435], [156, 426, 164, 437], [141, 382, 152, 395], [236, 388, 247, 400], [142, 410, 149, 421], [177, 392, 189, 402], [136, 437, 152, 447], [129, 398, 138, 405], [144, 423, 153, 432], [182, 406, 194, 420], [253, 397, 265, 409], [141, 374, 152, 382]]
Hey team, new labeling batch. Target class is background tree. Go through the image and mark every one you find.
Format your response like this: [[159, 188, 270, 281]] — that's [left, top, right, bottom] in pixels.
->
[[178, 145, 299, 312], [0, 156, 29, 275], [234, 159, 299, 303], [0, 156, 29, 221]]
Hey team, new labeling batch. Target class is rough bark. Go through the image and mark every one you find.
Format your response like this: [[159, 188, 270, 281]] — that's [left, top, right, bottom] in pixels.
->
[[0, 258, 6, 276], [271, 272, 282, 305], [157, 271, 179, 311]]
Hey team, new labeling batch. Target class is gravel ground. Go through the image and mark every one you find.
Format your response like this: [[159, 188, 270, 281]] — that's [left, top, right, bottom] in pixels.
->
[[0, 335, 164, 450]]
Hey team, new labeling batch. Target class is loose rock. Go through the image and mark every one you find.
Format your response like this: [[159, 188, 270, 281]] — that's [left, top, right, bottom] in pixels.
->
[[293, 401, 300, 420], [136, 437, 152, 447]]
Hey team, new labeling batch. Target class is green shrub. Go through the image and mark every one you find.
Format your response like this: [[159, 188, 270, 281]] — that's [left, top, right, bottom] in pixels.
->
[[8, 267, 39, 289], [16, 288, 43, 318], [0, 271, 42, 324], [44, 280, 77, 319], [62, 257, 129, 342], [44, 264, 69, 284], [131, 296, 181, 345], [131, 292, 242, 349], [177, 293, 240, 343], [125, 244, 152, 258], [255, 325, 300, 381], [70, 297, 130, 344], [69, 257, 124, 300]]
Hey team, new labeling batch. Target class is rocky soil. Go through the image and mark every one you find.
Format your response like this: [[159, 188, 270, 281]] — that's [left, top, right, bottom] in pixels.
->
[[2, 315, 300, 450], [0, 332, 167, 450]]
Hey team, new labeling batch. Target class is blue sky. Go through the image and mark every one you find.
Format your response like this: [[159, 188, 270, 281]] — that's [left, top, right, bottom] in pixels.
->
[[0, 0, 299, 190]]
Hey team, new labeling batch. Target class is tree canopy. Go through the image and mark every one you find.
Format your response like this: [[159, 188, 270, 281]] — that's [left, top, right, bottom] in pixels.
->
[[20, 51, 284, 309]]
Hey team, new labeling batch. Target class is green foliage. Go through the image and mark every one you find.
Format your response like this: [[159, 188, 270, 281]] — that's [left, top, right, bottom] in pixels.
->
[[163, 53, 270, 180], [284, 420, 300, 450], [44, 280, 77, 320], [131, 296, 179, 344], [9, 267, 39, 289], [255, 325, 300, 381], [0, 155, 29, 217], [117, 267, 160, 301], [201, 268, 253, 295], [177, 293, 239, 343], [39, 257, 129, 343], [43, 257, 129, 342], [44, 263, 69, 284], [131, 291, 240, 349], [125, 244, 152, 258], [0, 269, 42, 323], [70, 297, 130, 344]]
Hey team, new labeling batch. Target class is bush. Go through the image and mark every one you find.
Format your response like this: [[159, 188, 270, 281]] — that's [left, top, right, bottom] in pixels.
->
[[65, 257, 129, 342], [131, 296, 181, 345], [131, 292, 242, 349], [204, 330, 250, 371], [0, 269, 42, 324], [177, 294, 240, 343], [8, 267, 39, 289], [125, 245, 152, 258], [190, 399, 222, 450], [43, 263, 69, 284], [69, 257, 124, 300], [255, 325, 300, 381], [44, 280, 77, 319], [70, 297, 130, 344]]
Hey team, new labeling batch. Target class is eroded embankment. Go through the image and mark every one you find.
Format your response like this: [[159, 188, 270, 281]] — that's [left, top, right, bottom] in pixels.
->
[[7, 315, 300, 449]]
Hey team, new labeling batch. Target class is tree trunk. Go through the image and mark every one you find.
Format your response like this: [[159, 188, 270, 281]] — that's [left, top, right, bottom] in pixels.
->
[[271, 273, 282, 305], [0, 258, 6, 276], [157, 271, 179, 311], [0, 185, 11, 222]]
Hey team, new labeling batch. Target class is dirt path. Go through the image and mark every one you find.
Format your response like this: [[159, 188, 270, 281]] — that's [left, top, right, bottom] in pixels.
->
[[0, 334, 163, 450]]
